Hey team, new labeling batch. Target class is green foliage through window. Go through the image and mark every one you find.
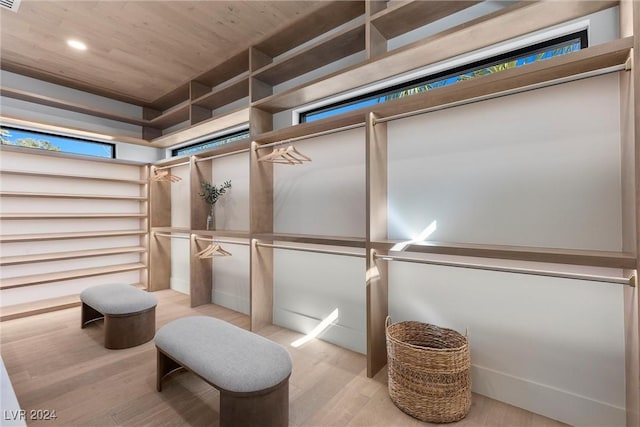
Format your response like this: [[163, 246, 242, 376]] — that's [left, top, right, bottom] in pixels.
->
[[1, 127, 114, 158], [172, 129, 249, 157], [301, 30, 587, 123]]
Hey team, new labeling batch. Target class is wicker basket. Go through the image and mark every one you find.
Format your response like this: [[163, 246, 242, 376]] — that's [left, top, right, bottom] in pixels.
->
[[385, 317, 471, 423]]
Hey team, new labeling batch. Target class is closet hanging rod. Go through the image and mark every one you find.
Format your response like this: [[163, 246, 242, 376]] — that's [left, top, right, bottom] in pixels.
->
[[154, 161, 190, 171], [373, 64, 626, 126], [194, 236, 250, 246], [154, 232, 191, 240], [374, 253, 635, 286], [256, 242, 365, 258], [195, 148, 250, 163], [255, 123, 366, 150]]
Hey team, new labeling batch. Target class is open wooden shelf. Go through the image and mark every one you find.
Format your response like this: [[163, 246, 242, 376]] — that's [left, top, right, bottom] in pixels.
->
[[192, 230, 250, 239], [371, 240, 637, 269], [0, 191, 147, 200], [0, 169, 147, 184], [253, 232, 366, 248], [370, 1, 481, 40], [151, 227, 191, 234], [253, 109, 366, 144], [252, 22, 366, 87], [0, 246, 146, 266], [150, 107, 250, 149], [150, 83, 190, 111], [0, 230, 147, 243], [0, 213, 146, 219], [0, 263, 146, 289], [252, 1, 365, 61], [192, 75, 249, 110], [191, 138, 251, 161], [193, 50, 250, 89], [0, 294, 81, 321], [0, 87, 147, 126], [147, 103, 190, 129]]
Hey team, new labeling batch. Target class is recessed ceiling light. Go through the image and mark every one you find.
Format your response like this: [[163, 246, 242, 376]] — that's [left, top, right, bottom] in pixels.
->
[[67, 39, 87, 51]]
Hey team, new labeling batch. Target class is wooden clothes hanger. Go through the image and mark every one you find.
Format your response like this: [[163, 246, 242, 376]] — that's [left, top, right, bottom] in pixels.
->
[[150, 167, 182, 182], [196, 243, 232, 259], [258, 145, 312, 165]]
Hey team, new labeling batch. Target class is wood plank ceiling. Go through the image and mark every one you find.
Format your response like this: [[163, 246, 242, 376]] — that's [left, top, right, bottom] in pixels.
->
[[0, 1, 325, 105]]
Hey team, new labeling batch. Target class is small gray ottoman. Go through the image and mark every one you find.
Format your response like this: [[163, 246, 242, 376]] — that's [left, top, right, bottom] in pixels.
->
[[80, 283, 157, 349], [155, 316, 292, 427]]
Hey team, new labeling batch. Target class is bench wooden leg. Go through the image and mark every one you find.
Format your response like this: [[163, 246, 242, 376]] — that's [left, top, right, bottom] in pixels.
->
[[156, 348, 184, 392], [81, 303, 104, 328], [104, 307, 156, 349], [219, 378, 289, 427]]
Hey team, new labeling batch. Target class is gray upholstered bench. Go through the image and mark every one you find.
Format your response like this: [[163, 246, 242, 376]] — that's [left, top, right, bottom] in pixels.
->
[[80, 283, 157, 349], [155, 316, 292, 427]]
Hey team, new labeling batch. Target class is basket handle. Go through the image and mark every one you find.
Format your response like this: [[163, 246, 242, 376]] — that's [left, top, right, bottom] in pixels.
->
[[385, 316, 392, 329]]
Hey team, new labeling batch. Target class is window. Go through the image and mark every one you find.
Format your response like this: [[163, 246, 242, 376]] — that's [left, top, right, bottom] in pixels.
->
[[300, 30, 587, 123], [172, 129, 250, 157], [0, 126, 115, 158]]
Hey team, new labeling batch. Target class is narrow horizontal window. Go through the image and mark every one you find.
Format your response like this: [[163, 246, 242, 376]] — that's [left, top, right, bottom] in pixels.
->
[[1, 126, 115, 158], [172, 129, 249, 157], [300, 30, 587, 123]]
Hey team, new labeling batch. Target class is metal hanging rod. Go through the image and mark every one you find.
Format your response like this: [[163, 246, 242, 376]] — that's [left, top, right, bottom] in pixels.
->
[[194, 236, 250, 246], [256, 242, 365, 258], [373, 64, 626, 126], [374, 253, 635, 286], [195, 148, 250, 163], [153, 161, 190, 171], [255, 123, 366, 150], [154, 232, 191, 240]]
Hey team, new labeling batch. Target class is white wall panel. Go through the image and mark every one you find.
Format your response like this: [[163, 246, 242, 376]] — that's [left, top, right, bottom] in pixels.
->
[[212, 244, 250, 314], [274, 248, 366, 354], [388, 74, 621, 250], [170, 164, 191, 229], [387, 74, 624, 426], [211, 152, 250, 231], [169, 237, 190, 295], [274, 128, 366, 237]]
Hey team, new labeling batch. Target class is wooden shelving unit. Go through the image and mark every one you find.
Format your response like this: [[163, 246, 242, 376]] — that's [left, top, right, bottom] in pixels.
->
[[6, 1, 639, 421], [0, 148, 149, 319], [252, 1, 618, 113], [2, 0, 618, 146], [190, 50, 250, 125], [246, 25, 636, 387]]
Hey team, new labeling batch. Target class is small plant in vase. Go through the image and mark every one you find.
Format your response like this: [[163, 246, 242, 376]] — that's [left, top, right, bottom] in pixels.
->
[[199, 180, 231, 230]]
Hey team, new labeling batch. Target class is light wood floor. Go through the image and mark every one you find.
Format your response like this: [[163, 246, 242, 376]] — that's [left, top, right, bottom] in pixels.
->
[[0, 290, 568, 427]]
